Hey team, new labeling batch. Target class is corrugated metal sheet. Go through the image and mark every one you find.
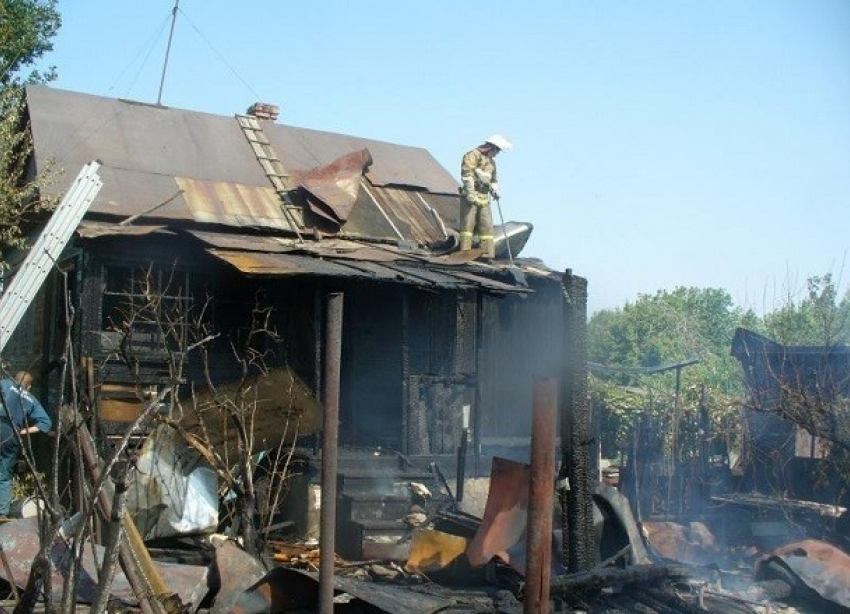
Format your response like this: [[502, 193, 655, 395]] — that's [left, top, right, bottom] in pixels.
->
[[207, 249, 366, 278], [360, 183, 446, 246], [176, 176, 297, 231], [188, 230, 408, 262]]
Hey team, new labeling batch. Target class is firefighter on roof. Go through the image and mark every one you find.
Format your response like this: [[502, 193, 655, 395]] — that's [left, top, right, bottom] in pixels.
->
[[459, 134, 512, 259]]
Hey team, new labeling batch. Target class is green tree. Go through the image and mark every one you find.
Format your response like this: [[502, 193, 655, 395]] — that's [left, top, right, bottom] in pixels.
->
[[0, 86, 56, 264], [590, 286, 751, 396], [588, 287, 753, 458], [0, 0, 61, 267], [0, 0, 61, 87], [762, 273, 850, 346]]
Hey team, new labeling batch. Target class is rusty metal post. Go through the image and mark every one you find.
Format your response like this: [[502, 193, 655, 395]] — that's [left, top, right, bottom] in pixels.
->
[[320, 291, 343, 614], [525, 378, 557, 614]]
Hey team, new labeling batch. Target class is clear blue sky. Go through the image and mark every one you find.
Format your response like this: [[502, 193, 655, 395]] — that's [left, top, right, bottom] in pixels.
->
[[38, 1, 850, 315]]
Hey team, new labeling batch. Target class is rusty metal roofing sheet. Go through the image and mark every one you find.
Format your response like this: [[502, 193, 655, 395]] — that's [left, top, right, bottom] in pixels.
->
[[293, 148, 372, 225], [303, 242, 412, 263], [267, 123, 459, 194], [359, 183, 446, 246], [0, 517, 207, 605], [176, 176, 297, 231], [208, 249, 376, 279], [186, 229, 299, 253], [188, 230, 407, 262], [206, 248, 527, 293], [187, 229, 541, 290]]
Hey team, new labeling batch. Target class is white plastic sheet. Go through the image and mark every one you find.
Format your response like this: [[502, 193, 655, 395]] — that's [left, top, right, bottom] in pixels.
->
[[127, 423, 218, 539]]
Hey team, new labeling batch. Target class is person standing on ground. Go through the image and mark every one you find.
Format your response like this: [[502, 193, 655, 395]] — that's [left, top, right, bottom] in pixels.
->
[[459, 134, 512, 260], [0, 371, 52, 517]]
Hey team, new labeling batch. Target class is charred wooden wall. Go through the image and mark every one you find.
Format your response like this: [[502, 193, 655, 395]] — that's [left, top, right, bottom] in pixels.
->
[[75, 236, 322, 437]]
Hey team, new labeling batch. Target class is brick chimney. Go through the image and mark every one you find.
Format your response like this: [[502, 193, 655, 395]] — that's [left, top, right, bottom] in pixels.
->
[[246, 102, 279, 121]]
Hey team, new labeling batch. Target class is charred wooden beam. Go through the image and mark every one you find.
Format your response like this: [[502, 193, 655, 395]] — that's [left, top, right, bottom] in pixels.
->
[[549, 563, 686, 596], [560, 270, 594, 572]]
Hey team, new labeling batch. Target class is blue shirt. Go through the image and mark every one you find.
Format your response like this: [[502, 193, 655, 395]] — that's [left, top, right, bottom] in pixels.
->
[[0, 379, 52, 432]]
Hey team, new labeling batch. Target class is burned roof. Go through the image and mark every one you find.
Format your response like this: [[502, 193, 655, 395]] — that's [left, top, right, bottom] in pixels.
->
[[25, 85, 460, 245], [25, 86, 556, 293]]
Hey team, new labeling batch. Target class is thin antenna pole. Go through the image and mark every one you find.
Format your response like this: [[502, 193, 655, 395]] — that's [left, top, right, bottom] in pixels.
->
[[156, 0, 180, 105]]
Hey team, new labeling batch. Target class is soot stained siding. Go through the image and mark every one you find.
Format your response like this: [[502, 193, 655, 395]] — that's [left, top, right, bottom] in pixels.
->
[[478, 277, 565, 445], [405, 290, 474, 456]]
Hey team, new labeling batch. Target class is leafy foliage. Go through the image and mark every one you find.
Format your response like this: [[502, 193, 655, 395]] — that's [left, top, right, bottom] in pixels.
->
[[0, 0, 61, 268], [589, 286, 750, 395], [762, 273, 850, 346], [0, 86, 57, 266], [588, 287, 752, 459], [0, 0, 61, 87]]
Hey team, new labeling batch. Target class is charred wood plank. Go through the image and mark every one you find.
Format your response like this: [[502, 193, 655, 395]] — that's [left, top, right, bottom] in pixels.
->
[[549, 563, 687, 596]]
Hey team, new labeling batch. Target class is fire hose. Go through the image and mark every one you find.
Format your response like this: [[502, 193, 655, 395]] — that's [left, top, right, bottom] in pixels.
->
[[494, 196, 514, 266]]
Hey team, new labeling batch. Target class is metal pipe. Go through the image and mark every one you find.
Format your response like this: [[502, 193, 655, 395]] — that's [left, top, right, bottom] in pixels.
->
[[319, 292, 344, 614], [157, 0, 180, 105], [524, 378, 557, 614]]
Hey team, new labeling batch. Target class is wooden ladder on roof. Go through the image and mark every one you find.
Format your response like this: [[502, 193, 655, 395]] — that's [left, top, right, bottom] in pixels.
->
[[235, 114, 304, 241]]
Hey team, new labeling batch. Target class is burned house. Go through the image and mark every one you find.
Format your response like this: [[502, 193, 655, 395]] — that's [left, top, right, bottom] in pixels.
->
[[1, 85, 588, 546], [731, 327, 850, 505]]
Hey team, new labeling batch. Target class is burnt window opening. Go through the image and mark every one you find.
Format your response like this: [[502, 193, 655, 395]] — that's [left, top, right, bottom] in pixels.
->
[[100, 264, 196, 358], [207, 284, 278, 361]]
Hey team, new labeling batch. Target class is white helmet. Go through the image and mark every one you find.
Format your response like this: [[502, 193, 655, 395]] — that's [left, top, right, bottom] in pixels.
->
[[484, 134, 513, 151]]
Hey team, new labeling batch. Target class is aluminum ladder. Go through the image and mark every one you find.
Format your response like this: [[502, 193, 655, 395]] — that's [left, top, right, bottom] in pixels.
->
[[0, 161, 103, 354]]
